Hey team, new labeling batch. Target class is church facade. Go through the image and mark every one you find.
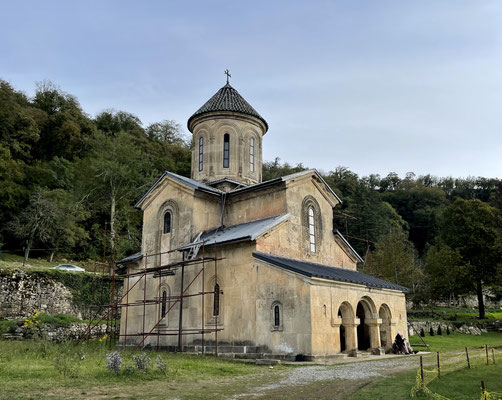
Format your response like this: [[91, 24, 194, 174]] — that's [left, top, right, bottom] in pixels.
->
[[118, 80, 408, 359]]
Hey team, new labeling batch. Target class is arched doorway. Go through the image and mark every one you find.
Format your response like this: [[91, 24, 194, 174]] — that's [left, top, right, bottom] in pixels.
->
[[379, 304, 392, 349], [338, 309, 346, 352], [356, 303, 370, 350], [356, 297, 377, 351], [337, 302, 354, 353]]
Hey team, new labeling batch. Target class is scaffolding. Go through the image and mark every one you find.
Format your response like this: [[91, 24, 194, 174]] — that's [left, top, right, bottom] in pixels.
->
[[81, 241, 225, 355]]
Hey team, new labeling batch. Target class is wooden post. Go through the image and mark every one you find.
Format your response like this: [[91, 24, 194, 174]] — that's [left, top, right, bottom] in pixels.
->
[[492, 348, 496, 364], [437, 352, 440, 379], [420, 356, 424, 386], [465, 347, 471, 369], [485, 344, 489, 365], [481, 381, 486, 400]]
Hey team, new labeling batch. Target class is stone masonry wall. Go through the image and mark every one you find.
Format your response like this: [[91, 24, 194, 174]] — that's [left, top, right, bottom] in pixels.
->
[[0, 269, 81, 319]]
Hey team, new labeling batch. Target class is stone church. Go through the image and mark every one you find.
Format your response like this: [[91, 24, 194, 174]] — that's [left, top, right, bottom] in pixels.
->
[[118, 79, 408, 359]]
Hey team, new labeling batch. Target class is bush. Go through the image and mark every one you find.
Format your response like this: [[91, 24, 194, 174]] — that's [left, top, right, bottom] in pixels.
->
[[106, 352, 122, 375], [53, 348, 83, 378], [446, 325, 451, 335], [429, 326, 435, 336], [156, 355, 167, 376], [420, 328, 425, 337], [133, 353, 151, 372], [437, 325, 442, 335]]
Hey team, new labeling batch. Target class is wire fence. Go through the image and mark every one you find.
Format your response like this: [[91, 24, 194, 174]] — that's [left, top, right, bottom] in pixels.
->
[[411, 345, 502, 399]]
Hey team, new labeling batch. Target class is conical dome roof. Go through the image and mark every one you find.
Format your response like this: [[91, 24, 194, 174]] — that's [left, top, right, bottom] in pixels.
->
[[188, 83, 268, 132]]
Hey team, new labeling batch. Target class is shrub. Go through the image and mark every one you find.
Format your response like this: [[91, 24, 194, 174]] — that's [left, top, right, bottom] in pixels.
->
[[133, 353, 151, 372], [429, 326, 435, 336], [437, 325, 442, 335], [156, 355, 167, 376], [53, 350, 82, 378], [420, 328, 425, 337], [106, 352, 122, 375], [446, 325, 451, 335]]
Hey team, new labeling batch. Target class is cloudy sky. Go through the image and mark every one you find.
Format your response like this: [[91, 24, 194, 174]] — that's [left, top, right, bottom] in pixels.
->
[[2, 1, 501, 178]]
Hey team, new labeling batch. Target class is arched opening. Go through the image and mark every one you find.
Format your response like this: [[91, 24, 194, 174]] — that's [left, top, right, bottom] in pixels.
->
[[223, 134, 230, 168], [163, 211, 171, 234], [338, 309, 346, 352], [337, 302, 354, 353], [308, 206, 316, 252], [198, 136, 204, 171], [274, 305, 280, 326], [356, 302, 371, 350], [250, 137, 255, 172], [213, 283, 220, 317], [379, 304, 392, 349], [161, 290, 167, 317]]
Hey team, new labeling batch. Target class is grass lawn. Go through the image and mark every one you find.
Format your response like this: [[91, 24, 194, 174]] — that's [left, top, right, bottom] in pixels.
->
[[0, 339, 284, 400], [409, 332, 502, 353], [408, 305, 502, 324], [0, 252, 98, 272]]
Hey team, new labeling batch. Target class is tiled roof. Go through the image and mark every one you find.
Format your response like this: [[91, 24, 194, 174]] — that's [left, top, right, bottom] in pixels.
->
[[180, 214, 290, 250], [188, 83, 268, 131], [253, 252, 409, 292]]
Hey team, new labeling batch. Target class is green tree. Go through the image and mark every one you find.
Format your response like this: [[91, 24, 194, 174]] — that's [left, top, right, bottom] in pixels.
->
[[77, 132, 154, 264], [363, 229, 422, 290], [440, 198, 502, 318], [423, 243, 466, 305], [6, 188, 59, 265]]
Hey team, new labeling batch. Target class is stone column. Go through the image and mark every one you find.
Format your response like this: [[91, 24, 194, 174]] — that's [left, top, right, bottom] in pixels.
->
[[366, 318, 383, 353], [331, 316, 342, 352], [342, 318, 359, 351]]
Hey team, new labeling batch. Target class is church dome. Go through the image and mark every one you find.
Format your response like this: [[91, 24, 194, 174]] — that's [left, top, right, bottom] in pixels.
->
[[188, 83, 268, 132]]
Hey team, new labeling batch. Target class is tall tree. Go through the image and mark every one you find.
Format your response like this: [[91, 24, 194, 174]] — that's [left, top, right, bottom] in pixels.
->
[[6, 188, 59, 265], [440, 198, 502, 318], [363, 229, 422, 290]]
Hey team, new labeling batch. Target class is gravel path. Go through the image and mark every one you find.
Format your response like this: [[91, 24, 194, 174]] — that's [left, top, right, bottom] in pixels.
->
[[232, 356, 419, 399]]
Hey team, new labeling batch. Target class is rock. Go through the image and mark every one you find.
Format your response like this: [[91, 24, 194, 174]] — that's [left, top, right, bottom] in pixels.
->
[[256, 359, 281, 365]]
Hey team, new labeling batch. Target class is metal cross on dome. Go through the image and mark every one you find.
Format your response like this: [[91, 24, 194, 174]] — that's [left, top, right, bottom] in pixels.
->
[[224, 69, 231, 84]]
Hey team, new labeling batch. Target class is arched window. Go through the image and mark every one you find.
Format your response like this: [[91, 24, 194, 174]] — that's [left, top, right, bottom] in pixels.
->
[[250, 137, 255, 172], [161, 290, 167, 317], [223, 134, 230, 168], [271, 301, 283, 331], [308, 206, 316, 252], [274, 305, 280, 326], [198, 137, 203, 171], [213, 283, 220, 316], [163, 211, 172, 234]]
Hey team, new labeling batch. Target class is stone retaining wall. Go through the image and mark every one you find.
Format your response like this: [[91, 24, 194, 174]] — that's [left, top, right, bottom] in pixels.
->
[[0, 270, 80, 319]]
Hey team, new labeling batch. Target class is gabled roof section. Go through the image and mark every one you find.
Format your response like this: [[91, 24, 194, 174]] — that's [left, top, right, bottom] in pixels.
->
[[206, 177, 249, 188], [333, 229, 364, 263], [116, 252, 142, 265], [187, 83, 268, 132], [229, 169, 342, 204], [135, 171, 222, 209], [180, 213, 290, 250], [253, 252, 408, 293]]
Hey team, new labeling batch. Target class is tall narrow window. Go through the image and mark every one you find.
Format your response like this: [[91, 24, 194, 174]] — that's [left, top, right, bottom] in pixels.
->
[[223, 134, 230, 168], [250, 137, 255, 172], [274, 305, 280, 326], [213, 283, 220, 316], [308, 206, 316, 252], [198, 137, 203, 171], [163, 211, 171, 234], [161, 290, 167, 317]]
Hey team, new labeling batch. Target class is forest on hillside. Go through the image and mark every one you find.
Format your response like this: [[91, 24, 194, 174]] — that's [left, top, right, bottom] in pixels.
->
[[1, 80, 501, 316]]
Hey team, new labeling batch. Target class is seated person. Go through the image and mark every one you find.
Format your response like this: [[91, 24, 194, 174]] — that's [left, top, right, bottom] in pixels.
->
[[393, 331, 413, 354]]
